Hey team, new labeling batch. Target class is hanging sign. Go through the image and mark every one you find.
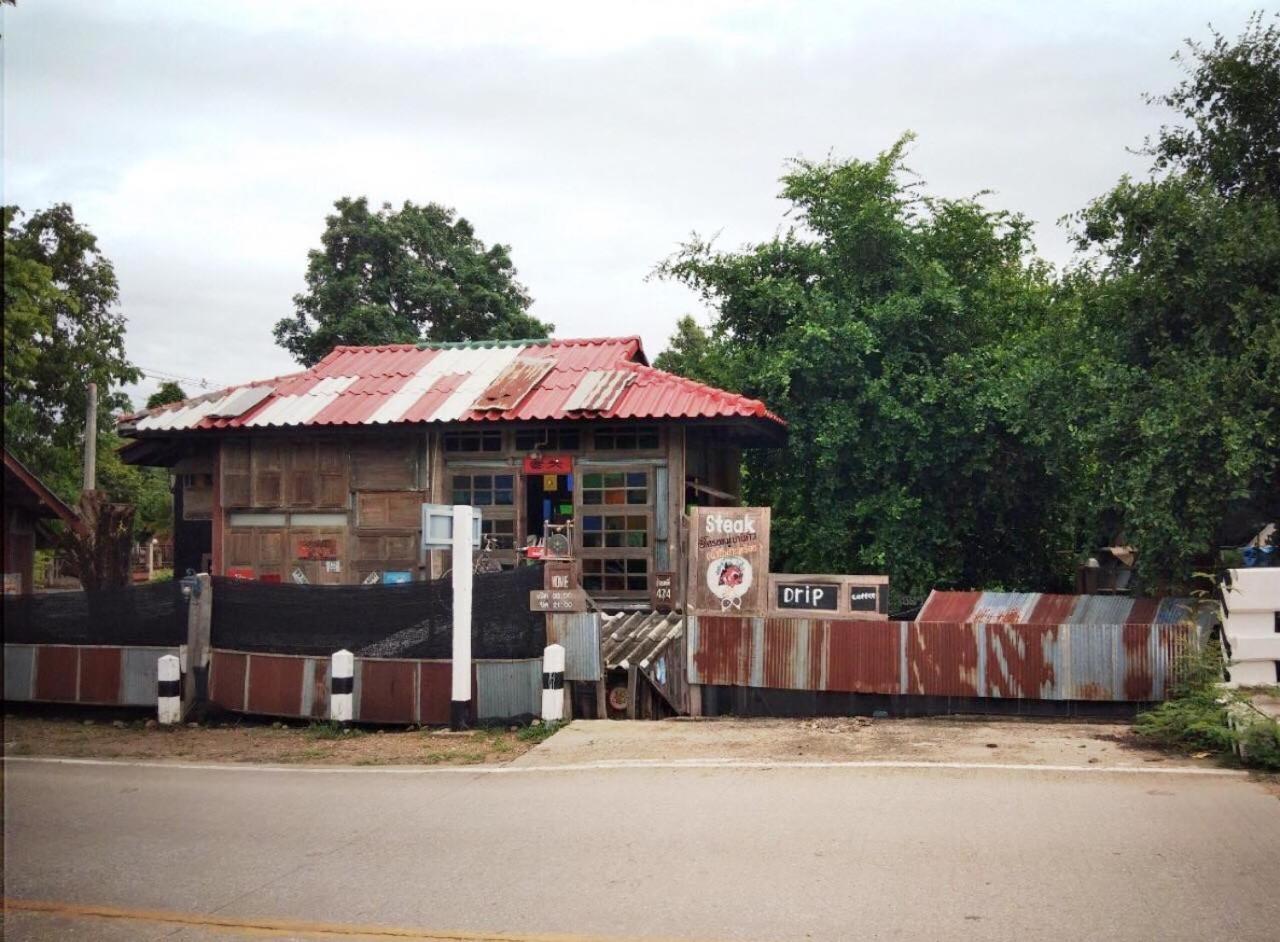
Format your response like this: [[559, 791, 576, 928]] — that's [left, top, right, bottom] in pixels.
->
[[524, 454, 573, 475], [689, 507, 770, 615], [651, 571, 675, 612], [296, 538, 337, 560], [545, 562, 574, 591]]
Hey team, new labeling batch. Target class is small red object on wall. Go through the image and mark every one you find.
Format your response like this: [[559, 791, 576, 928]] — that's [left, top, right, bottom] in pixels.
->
[[523, 454, 573, 475], [227, 567, 255, 581]]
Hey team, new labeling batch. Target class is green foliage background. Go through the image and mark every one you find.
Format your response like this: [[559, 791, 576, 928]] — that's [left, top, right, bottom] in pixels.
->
[[656, 16, 1280, 597]]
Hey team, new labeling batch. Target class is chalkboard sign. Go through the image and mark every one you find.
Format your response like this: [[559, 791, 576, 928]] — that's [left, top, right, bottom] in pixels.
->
[[849, 584, 887, 614], [775, 582, 840, 611]]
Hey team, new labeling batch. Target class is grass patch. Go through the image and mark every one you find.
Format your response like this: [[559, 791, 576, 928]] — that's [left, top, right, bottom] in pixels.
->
[[1135, 640, 1280, 771], [305, 721, 363, 740], [516, 721, 562, 744]]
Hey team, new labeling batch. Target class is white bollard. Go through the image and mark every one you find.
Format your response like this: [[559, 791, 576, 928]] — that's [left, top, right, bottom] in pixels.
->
[[450, 505, 474, 730], [157, 654, 181, 725], [330, 649, 354, 723], [541, 643, 565, 723]]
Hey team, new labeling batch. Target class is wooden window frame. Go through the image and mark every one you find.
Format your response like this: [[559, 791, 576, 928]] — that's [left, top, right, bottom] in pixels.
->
[[576, 465, 654, 598], [443, 429, 504, 454]]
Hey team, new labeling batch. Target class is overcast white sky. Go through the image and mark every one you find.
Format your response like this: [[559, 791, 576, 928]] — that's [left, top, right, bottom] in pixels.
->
[[1, 0, 1261, 406]]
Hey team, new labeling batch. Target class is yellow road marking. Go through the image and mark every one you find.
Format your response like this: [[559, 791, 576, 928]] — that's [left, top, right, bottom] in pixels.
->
[[2, 898, 710, 942]]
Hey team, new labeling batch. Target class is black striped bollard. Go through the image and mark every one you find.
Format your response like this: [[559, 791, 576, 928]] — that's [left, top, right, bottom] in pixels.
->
[[157, 654, 181, 725], [541, 643, 565, 723], [330, 649, 354, 722]]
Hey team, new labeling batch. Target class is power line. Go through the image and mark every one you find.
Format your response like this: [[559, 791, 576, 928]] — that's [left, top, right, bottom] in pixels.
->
[[136, 366, 225, 391]]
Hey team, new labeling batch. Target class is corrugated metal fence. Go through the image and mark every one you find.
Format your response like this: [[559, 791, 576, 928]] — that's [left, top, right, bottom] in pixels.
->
[[688, 616, 1193, 702]]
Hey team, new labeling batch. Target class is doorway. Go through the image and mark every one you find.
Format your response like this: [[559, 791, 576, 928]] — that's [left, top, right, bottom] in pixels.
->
[[525, 472, 574, 543]]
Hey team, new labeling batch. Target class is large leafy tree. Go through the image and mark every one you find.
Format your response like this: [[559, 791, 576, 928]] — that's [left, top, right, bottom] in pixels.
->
[[3, 204, 172, 540], [274, 197, 553, 365], [658, 138, 1083, 598], [1066, 13, 1280, 587], [145, 381, 187, 409]]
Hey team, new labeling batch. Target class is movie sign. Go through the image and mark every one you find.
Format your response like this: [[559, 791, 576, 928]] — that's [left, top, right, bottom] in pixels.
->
[[690, 507, 770, 614]]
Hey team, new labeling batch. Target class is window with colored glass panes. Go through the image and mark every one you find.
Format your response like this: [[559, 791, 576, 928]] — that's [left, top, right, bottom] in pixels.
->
[[578, 469, 651, 594]]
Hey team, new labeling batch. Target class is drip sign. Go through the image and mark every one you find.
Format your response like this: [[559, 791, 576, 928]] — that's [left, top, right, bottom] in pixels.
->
[[775, 581, 839, 611]]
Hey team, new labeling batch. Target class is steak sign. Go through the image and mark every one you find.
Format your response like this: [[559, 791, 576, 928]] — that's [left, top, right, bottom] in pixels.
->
[[689, 507, 771, 615]]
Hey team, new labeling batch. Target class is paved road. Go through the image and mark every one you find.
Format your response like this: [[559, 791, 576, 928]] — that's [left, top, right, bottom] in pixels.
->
[[3, 757, 1278, 941]]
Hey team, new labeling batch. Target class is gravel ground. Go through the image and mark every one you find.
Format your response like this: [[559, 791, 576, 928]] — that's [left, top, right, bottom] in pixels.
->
[[515, 715, 1226, 769], [1, 711, 554, 766]]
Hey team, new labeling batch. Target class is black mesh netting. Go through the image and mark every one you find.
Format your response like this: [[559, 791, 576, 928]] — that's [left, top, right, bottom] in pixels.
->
[[2, 581, 187, 647], [210, 563, 546, 659]]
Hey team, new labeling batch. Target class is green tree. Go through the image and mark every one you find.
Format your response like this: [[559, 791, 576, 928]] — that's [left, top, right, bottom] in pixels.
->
[[1067, 13, 1280, 588], [653, 316, 716, 376], [274, 197, 553, 366], [3, 204, 172, 541], [146, 381, 187, 409], [658, 137, 1083, 598], [3, 204, 138, 497]]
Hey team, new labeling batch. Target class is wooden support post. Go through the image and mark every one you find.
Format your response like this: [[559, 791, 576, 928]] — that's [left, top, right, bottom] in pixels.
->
[[626, 666, 638, 720], [184, 573, 212, 719], [595, 679, 607, 720], [450, 505, 473, 730]]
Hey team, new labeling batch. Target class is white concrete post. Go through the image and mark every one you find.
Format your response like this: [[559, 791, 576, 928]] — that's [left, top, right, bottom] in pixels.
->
[[541, 643, 565, 723], [157, 654, 181, 725], [330, 649, 354, 723], [450, 505, 473, 730]]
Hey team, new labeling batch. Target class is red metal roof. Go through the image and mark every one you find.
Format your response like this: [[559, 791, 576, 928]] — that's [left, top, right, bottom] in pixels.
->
[[122, 337, 786, 434]]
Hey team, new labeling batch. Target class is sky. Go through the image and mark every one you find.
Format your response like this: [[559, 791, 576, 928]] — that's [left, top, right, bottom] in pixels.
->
[[1, 0, 1262, 407]]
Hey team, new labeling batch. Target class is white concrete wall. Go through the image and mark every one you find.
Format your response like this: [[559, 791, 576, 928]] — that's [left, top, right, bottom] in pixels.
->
[[1222, 569, 1280, 688]]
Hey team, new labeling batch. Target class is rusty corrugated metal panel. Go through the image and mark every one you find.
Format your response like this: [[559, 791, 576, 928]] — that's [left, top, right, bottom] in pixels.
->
[[77, 647, 122, 704], [1026, 594, 1079, 625], [907, 622, 981, 696], [688, 615, 753, 686], [211, 651, 248, 712], [548, 612, 603, 682], [970, 592, 1041, 623], [471, 357, 555, 411], [822, 620, 900, 694], [916, 590, 981, 623], [246, 653, 306, 717], [33, 646, 77, 701], [476, 659, 541, 720], [985, 623, 1063, 699], [762, 617, 812, 690], [1068, 596, 1135, 625], [357, 658, 418, 723], [1065, 623, 1118, 699]]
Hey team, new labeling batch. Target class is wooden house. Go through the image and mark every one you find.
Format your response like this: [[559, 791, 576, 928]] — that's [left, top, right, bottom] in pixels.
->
[[118, 337, 785, 605], [3, 449, 85, 595]]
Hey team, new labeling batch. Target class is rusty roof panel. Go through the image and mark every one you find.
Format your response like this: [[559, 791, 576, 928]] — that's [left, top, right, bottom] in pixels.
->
[[472, 357, 555, 412], [970, 592, 1041, 623], [916, 590, 981, 623]]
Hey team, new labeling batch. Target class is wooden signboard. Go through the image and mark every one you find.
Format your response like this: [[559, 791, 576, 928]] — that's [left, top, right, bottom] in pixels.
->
[[651, 571, 675, 612], [296, 538, 338, 560], [523, 454, 573, 475], [767, 573, 889, 619], [530, 589, 588, 613], [689, 507, 771, 615], [544, 561, 574, 591], [775, 581, 839, 611]]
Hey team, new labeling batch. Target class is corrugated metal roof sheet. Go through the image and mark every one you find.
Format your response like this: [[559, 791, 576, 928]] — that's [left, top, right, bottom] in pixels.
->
[[601, 611, 683, 670], [121, 337, 786, 434], [917, 590, 1198, 627]]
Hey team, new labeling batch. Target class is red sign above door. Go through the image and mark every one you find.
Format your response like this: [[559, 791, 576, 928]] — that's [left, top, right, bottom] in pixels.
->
[[523, 454, 573, 475]]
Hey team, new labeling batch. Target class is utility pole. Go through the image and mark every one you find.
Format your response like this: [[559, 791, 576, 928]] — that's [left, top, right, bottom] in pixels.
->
[[83, 382, 98, 492]]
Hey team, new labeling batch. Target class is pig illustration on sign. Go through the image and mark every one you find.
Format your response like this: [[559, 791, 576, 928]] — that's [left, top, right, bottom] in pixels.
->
[[707, 555, 753, 611]]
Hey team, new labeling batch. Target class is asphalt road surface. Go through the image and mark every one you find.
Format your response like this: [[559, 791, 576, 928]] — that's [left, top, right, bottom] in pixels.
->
[[4, 757, 1278, 941]]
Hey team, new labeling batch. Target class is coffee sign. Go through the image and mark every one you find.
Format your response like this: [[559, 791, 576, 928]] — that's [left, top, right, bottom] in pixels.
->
[[689, 507, 770, 615], [850, 584, 888, 614]]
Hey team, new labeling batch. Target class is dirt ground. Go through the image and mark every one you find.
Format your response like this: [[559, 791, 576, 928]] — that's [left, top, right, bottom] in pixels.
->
[[513, 715, 1226, 769], [1, 711, 554, 766]]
